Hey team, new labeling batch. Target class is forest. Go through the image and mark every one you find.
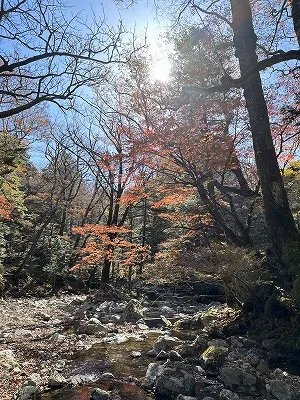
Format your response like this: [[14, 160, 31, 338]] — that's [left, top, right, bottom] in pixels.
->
[[1, 0, 300, 399]]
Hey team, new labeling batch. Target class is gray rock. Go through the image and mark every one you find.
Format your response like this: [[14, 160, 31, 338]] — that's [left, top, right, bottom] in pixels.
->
[[120, 299, 143, 322], [174, 312, 203, 330], [69, 374, 97, 386], [16, 385, 41, 400], [267, 380, 294, 400], [170, 350, 183, 361], [195, 382, 223, 399], [155, 367, 195, 398], [130, 351, 142, 358], [50, 333, 65, 342], [156, 350, 168, 360], [142, 362, 164, 389], [88, 317, 102, 324], [256, 359, 269, 374], [176, 396, 197, 400], [153, 335, 182, 353], [101, 372, 115, 380], [90, 388, 110, 400], [48, 372, 67, 388], [220, 366, 263, 395], [78, 322, 108, 335], [178, 335, 208, 358], [219, 389, 240, 400]]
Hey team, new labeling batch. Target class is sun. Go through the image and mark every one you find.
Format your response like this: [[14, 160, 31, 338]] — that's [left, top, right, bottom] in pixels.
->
[[150, 57, 172, 82]]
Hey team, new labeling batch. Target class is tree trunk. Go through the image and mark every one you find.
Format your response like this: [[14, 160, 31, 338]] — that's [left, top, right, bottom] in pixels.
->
[[292, 0, 300, 46], [230, 0, 299, 254], [101, 257, 111, 283]]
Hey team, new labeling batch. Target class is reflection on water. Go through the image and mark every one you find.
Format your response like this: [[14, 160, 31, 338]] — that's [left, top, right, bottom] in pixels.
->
[[42, 332, 161, 400], [42, 381, 155, 400]]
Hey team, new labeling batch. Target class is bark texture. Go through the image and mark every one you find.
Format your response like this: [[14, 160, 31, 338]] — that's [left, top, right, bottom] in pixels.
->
[[230, 0, 299, 253]]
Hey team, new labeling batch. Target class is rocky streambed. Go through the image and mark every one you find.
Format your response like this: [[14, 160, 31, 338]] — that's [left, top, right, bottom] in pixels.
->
[[1, 281, 300, 400]]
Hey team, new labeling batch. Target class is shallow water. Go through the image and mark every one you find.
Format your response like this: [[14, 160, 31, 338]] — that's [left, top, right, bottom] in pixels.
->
[[42, 381, 155, 400], [41, 331, 161, 400]]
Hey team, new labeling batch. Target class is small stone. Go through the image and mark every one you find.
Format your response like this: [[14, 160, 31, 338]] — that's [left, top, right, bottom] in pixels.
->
[[90, 388, 110, 400], [101, 372, 115, 380], [88, 317, 101, 324], [130, 351, 142, 358], [50, 333, 65, 342], [219, 388, 241, 400], [23, 380, 37, 387], [176, 395, 197, 400]]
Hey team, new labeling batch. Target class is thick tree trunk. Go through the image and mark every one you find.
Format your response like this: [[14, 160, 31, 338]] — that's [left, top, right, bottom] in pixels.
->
[[230, 0, 299, 254], [292, 0, 300, 46]]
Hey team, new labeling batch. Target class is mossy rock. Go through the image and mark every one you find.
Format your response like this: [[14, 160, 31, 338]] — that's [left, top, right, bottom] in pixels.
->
[[201, 345, 228, 368]]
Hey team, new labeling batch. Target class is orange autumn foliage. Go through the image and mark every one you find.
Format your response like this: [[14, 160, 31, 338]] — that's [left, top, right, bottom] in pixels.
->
[[0, 196, 13, 221], [70, 224, 149, 270]]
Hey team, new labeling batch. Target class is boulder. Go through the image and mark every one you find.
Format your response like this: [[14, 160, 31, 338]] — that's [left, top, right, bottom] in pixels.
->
[[178, 335, 208, 358], [120, 299, 143, 322], [174, 312, 203, 330], [220, 366, 263, 396], [157, 350, 169, 360], [155, 367, 195, 398], [201, 346, 228, 369], [267, 380, 294, 400], [77, 322, 108, 335], [16, 384, 41, 400], [48, 372, 67, 388], [153, 335, 182, 353], [170, 350, 183, 361], [142, 362, 165, 389]]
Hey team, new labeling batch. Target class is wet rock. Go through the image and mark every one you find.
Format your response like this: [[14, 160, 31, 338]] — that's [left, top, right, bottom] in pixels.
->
[[120, 299, 143, 322], [267, 380, 294, 400], [155, 366, 195, 398], [16, 384, 41, 400], [219, 389, 241, 400], [142, 362, 164, 389], [90, 388, 110, 400], [176, 395, 197, 400], [48, 372, 67, 388]]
